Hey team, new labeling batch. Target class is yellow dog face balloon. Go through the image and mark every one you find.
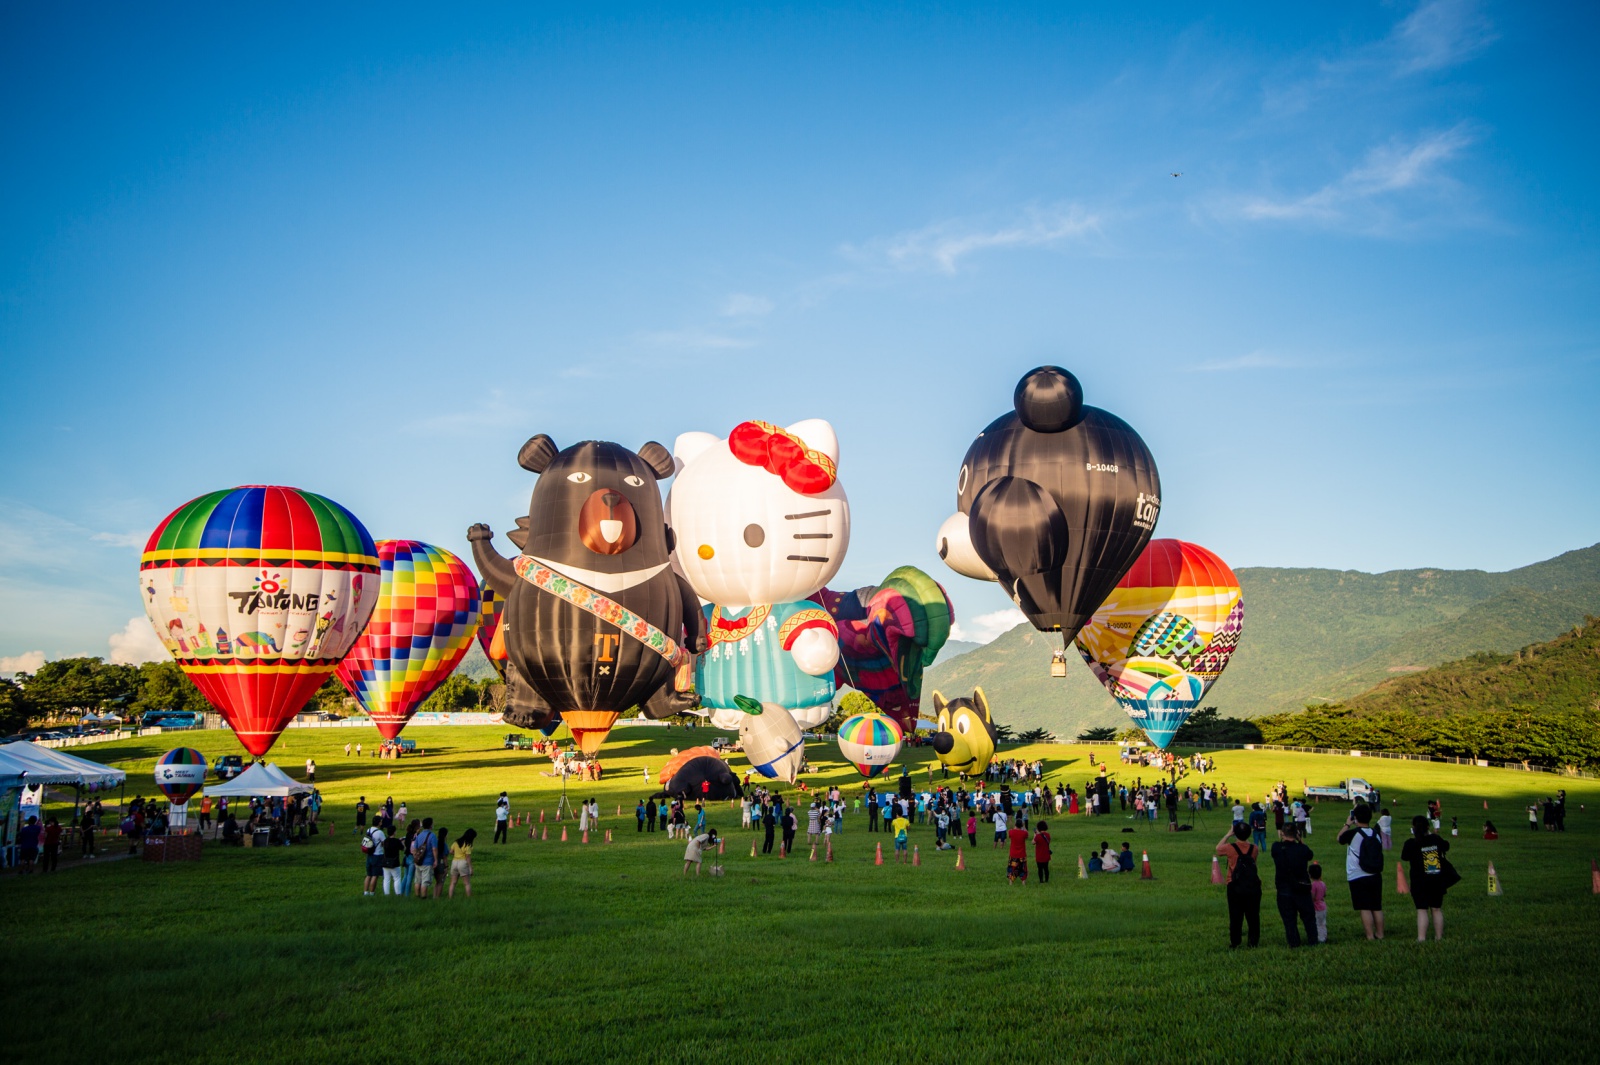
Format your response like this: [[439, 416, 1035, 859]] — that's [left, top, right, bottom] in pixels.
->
[[930, 688, 997, 778]]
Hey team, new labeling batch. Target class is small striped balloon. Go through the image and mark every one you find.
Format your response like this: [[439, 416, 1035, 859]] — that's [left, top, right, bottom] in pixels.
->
[[836, 711, 903, 777], [154, 747, 208, 804]]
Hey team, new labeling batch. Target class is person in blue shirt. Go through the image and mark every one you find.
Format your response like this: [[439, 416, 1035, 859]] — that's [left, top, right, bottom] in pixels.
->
[[1118, 842, 1135, 872]]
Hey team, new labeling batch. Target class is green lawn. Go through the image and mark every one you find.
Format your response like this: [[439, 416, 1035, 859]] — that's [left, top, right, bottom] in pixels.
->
[[5, 725, 1598, 1064]]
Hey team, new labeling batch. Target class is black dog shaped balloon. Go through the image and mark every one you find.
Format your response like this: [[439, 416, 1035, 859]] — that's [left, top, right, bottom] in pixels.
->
[[936, 366, 1160, 645]]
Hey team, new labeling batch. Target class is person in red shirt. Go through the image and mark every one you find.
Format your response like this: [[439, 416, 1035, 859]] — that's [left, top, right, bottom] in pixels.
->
[[1006, 824, 1030, 883], [1033, 821, 1053, 884]]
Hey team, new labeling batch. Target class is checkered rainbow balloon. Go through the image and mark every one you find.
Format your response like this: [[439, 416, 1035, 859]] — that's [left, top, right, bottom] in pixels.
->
[[336, 540, 482, 740]]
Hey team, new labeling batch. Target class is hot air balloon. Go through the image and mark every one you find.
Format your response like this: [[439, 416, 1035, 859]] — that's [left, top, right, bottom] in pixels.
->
[[476, 584, 507, 680], [733, 695, 806, 783], [935, 366, 1160, 658], [467, 437, 706, 755], [141, 486, 379, 757], [335, 541, 482, 740], [811, 566, 953, 731], [1074, 539, 1243, 748], [154, 747, 208, 805], [657, 746, 742, 800], [929, 690, 998, 779], [836, 711, 903, 778]]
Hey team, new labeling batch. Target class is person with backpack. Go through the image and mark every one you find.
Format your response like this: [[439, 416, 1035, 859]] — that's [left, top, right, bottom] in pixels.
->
[[1216, 822, 1262, 948], [411, 818, 438, 899], [1337, 803, 1386, 940], [1270, 824, 1318, 948], [361, 823, 386, 896], [1248, 803, 1268, 849]]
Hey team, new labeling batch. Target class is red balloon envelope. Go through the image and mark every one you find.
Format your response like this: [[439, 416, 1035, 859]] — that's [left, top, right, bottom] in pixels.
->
[[140, 486, 380, 757], [336, 540, 482, 739]]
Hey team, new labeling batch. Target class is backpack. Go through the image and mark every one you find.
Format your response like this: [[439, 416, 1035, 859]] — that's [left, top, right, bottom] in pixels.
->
[[1356, 827, 1384, 875], [1229, 843, 1260, 888], [361, 829, 379, 854]]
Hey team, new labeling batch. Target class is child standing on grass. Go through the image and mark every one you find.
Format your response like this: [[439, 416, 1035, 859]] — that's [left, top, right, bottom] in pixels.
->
[[1309, 862, 1328, 943], [448, 828, 475, 898], [1379, 808, 1393, 850], [1034, 822, 1052, 883]]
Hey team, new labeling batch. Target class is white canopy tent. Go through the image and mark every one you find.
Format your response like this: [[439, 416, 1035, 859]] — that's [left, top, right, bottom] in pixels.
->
[[202, 762, 310, 798], [0, 742, 127, 792]]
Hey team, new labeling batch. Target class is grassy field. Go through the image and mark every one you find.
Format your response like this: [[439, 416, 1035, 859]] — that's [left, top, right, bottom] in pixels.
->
[[5, 725, 1599, 1065]]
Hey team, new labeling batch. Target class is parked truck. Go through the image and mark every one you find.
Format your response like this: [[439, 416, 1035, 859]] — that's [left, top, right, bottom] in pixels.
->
[[1303, 778, 1379, 804]]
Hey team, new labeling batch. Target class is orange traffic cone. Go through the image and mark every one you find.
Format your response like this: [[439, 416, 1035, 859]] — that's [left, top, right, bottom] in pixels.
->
[[874, 842, 883, 866], [529, 827, 535, 840], [826, 839, 833, 863], [1140, 851, 1153, 880], [606, 829, 613, 844], [780, 841, 787, 859], [1078, 855, 1088, 879], [616, 804, 621, 816], [809, 843, 817, 861], [718, 837, 725, 855], [560, 826, 568, 842], [1591, 859, 1599, 894], [541, 826, 547, 841], [386, 770, 391, 780], [1396, 861, 1410, 895], [1483, 800, 1489, 811], [913, 845, 921, 867], [584, 830, 591, 844], [955, 847, 966, 871], [750, 840, 758, 858], [540, 810, 545, 823], [1211, 856, 1223, 885], [1488, 861, 1503, 896]]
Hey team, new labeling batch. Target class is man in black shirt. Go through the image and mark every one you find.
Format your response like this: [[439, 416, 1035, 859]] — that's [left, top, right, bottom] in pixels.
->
[[781, 807, 797, 857], [762, 803, 777, 854], [1270, 824, 1317, 947]]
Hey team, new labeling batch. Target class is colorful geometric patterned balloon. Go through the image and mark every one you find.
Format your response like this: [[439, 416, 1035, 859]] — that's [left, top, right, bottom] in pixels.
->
[[336, 540, 481, 739], [1073, 539, 1243, 749], [476, 584, 506, 679], [835, 711, 903, 777], [154, 747, 208, 805], [140, 486, 380, 757]]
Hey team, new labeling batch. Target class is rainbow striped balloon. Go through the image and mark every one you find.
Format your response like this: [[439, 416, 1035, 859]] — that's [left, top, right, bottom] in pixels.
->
[[836, 711, 903, 777], [154, 747, 208, 805], [336, 541, 482, 740], [140, 486, 380, 757]]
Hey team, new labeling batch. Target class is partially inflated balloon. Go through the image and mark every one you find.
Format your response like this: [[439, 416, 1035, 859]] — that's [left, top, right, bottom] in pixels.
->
[[141, 486, 380, 757], [476, 585, 507, 679], [154, 748, 208, 805], [336, 541, 482, 740], [1074, 539, 1243, 748], [734, 695, 806, 782], [812, 566, 953, 731], [936, 367, 1160, 647], [836, 711, 903, 778]]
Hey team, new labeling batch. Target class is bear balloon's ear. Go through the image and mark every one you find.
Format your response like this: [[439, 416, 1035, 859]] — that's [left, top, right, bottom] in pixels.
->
[[931, 691, 947, 714], [974, 687, 992, 723], [638, 441, 676, 480], [518, 435, 560, 474], [1014, 367, 1084, 433]]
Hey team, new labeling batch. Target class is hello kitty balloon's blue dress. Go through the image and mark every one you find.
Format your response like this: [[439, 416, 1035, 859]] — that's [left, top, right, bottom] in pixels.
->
[[696, 602, 838, 719]]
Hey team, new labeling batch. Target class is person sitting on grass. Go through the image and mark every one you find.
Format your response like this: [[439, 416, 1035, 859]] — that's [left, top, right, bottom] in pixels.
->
[[683, 828, 718, 875], [1096, 842, 1119, 873], [1118, 842, 1135, 873], [1483, 820, 1498, 840]]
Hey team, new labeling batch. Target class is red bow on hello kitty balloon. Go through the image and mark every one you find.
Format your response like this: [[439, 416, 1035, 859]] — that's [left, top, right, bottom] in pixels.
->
[[728, 421, 837, 495]]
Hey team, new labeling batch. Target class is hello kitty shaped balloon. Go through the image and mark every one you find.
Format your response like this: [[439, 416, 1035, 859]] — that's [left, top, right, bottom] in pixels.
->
[[668, 419, 851, 730]]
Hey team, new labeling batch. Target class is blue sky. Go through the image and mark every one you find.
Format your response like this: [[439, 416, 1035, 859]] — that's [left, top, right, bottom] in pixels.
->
[[3, 1, 1598, 669]]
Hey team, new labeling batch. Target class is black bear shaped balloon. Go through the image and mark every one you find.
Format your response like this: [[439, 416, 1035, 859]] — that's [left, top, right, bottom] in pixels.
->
[[469, 437, 707, 753], [936, 366, 1160, 646]]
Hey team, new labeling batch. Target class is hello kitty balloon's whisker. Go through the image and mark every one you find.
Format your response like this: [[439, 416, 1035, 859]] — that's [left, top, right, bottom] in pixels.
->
[[792, 533, 833, 539], [788, 555, 829, 563], [784, 510, 831, 520]]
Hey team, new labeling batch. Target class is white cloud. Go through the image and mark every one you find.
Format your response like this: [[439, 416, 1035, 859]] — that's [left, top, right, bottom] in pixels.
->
[[91, 531, 145, 548], [950, 608, 1027, 645], [0, 651, 46, 676], [1223, 126, 1474, 231], [720, 293, 774, 317], [848, 204, 1101, 275], [636, 328, 755, 351], [1190, 351, 1303, 372], [1390, 0, 1497, 75], [108, 617, 166, 666]]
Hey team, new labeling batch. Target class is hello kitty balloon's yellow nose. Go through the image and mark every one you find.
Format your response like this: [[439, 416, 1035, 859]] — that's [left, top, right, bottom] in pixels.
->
[[698, 544, 715, 560]]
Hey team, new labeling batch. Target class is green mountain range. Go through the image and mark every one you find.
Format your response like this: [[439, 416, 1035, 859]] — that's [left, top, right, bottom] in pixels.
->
[[923, 543, 1600, 738]]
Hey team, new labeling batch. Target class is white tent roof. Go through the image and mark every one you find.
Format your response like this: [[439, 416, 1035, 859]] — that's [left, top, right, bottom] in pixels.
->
[[202, 762, 310, 798], [0, 743, 127, 792]]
